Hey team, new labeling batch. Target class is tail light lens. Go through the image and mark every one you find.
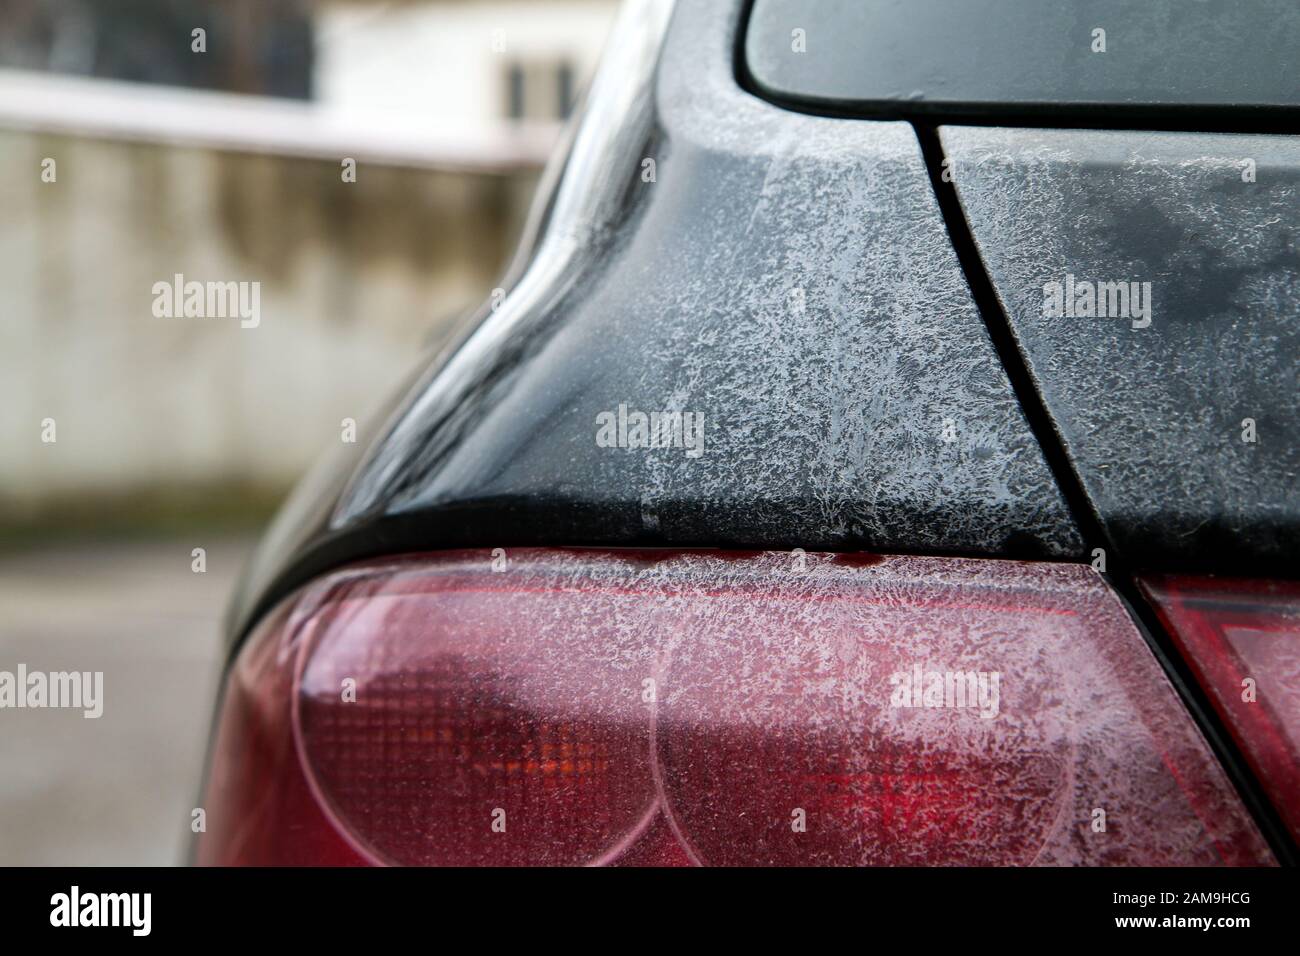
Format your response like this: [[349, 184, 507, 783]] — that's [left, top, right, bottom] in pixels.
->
[[197, 549, 1272, 866], [1141, 575, 1300, 844]]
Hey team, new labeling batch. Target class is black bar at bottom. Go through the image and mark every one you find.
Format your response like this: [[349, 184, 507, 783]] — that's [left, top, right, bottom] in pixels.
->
[[0, 866, 1291, 941]]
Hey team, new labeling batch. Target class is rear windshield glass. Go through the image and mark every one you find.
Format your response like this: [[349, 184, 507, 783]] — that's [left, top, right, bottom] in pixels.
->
[[745, 0, 1300, 121]]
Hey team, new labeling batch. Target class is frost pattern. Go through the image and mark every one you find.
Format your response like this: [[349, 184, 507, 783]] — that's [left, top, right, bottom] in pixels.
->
[[614, 0, 1083, 553], [287, 548, 1272, 866], [944, 126, 1300, 560], [329, 0, 1082, 558]]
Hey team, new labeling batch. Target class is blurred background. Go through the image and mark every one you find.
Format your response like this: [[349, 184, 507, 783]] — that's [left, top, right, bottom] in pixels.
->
[[0, 0, 618, 864]]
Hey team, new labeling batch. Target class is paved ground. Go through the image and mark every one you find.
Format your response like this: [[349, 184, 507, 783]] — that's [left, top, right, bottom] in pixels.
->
[[0, 535, 254, 865]]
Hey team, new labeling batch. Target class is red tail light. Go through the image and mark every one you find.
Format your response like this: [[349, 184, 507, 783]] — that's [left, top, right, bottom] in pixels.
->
[[1141, 575, 1300, 844], [197, 550, 1273, 866]]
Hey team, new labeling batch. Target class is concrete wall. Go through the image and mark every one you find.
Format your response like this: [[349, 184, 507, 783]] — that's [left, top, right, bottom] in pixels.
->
[[0, 126, 539, 524]]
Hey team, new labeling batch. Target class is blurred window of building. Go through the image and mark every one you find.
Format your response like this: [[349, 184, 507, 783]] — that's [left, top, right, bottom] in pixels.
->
[[502, 56, 579, 122], [506, 60, 526, 119], [557, 58, 575, 118]]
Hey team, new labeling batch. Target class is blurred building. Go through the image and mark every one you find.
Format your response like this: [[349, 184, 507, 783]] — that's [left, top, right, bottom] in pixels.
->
[[0, 0, 615, 119], [315, 0, 614, 124]]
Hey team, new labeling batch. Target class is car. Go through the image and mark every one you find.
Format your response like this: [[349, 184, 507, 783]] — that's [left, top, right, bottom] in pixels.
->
[[193, 0, 1300, 867]]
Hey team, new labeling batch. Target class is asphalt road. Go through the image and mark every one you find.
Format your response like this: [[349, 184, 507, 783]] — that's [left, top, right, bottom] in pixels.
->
[[0, 535, 253, 865]]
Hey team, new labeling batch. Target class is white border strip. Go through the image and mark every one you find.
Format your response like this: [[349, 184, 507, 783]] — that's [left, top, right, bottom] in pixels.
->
[[0, 67, 555, 172]]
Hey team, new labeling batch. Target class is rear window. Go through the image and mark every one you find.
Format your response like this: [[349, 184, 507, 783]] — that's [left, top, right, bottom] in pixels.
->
[[744, 0, 1300, 123]]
